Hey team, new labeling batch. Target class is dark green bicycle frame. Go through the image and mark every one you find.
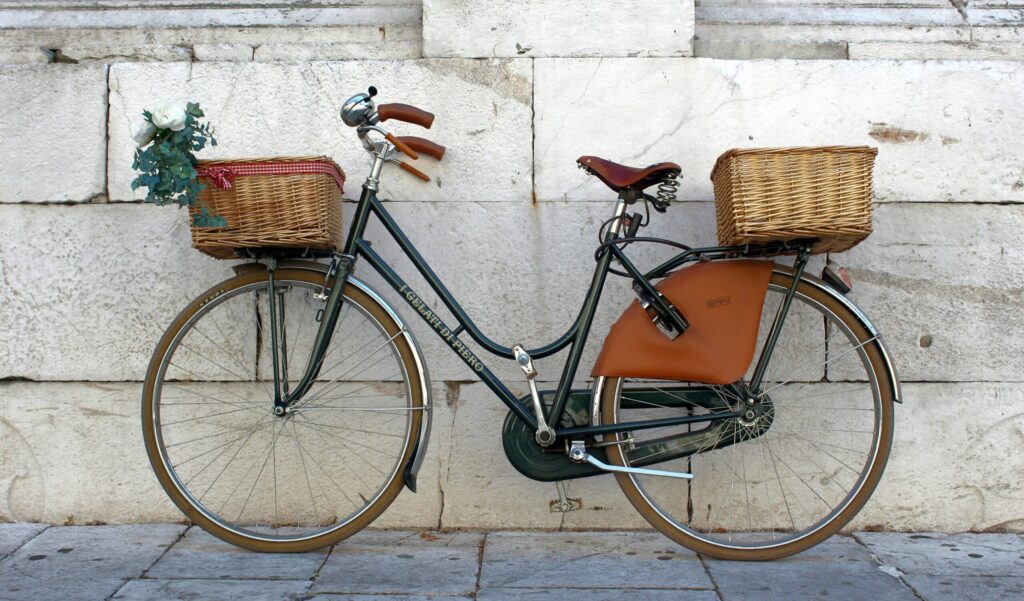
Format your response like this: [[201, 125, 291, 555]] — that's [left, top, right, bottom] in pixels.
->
[[274, 185, 811, 441]]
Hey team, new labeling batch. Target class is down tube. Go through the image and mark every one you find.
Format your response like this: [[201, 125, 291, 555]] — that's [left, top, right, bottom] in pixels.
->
[[354, 240, 540, 430]]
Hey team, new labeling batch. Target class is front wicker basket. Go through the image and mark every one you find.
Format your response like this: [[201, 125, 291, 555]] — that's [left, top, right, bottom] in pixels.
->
[[711, 146, 877, 254], [189, 156, 345, 259]]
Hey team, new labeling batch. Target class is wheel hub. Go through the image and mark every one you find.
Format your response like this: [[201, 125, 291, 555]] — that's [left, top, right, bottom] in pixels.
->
[[735, 392, 774, 435]]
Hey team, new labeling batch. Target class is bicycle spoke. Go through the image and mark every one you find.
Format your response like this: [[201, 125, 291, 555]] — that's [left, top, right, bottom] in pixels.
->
[[297, 331, 405, 409], [291, 419, 320, 527]]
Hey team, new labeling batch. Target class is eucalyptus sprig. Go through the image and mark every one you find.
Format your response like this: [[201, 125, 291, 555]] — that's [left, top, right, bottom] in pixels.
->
[[131, 101, 225, 227]]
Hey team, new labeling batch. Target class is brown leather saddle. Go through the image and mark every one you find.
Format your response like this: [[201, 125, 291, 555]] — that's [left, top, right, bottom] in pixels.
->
[[577, 155, 681, 192]]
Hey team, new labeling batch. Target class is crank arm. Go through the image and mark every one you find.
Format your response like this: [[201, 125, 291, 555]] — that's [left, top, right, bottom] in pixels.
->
[[568, 441, 693, 480]]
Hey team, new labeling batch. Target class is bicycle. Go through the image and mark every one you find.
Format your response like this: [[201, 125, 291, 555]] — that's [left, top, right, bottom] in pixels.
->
[[142, 87, 901, 561]]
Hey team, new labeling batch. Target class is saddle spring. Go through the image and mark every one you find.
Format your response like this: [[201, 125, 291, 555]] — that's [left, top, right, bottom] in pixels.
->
[[656, 172, 680, 205]]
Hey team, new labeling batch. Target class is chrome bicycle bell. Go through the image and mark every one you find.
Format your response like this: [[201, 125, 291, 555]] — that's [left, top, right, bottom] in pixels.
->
[[340, 86, 377, 127]]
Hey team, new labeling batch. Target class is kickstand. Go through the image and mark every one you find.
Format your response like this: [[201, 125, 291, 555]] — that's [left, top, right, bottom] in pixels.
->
[[549, 481, 581, 513]]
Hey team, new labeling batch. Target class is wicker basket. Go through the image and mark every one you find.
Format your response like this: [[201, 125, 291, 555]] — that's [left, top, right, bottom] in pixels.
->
[[189, 156, 345, 259], [711, 146, 877, 254]]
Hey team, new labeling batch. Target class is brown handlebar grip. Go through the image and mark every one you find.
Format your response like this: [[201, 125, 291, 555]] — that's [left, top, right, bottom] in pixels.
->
[[385, 132, 419, 160], [395, 136, 446, 161], [398, 161, 430, 182], [377, 103, 434, 129]]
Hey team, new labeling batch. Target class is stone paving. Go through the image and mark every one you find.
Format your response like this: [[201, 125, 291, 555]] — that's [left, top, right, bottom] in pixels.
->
[[0, 524, 1021, 600]]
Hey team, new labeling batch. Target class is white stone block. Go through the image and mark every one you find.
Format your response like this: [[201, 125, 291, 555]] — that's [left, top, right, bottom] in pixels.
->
[[0, 380, 441, 526], [423, 0, 695, 58], [967, 7, 1024, 26], [698, 1, 951, 5], [5, 378, 1021, 533], [253, 41, 420, 61], [9, 203, 1013, 392], [192, 43, 254, 62], [107, 60, 532, 204], [0, 382, 180, 522], [837, 203, 1024, 383], [437, 382, 646, 529], [849, 40, 1024, 60], [0, 6, 420, 29], [968, 9, 1024, 42], [854, 382, 1024, 532], [694, 38, 848, 59], [696, 5, 969, 43], [696, 22, 968, 43], [698, 6, 965, 26], [58, 44, 192, 62], [0, 200, 718, 383], [534, 58, 1024, 204], [0, 45, 51, 63], [0, 64, 107, 202], [0, 24, 423, 52], [350, 200, 729, 384], [0, 205, 236, 381]]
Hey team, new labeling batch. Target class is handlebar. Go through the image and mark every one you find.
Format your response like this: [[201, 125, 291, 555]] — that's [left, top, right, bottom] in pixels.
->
[[377, 103, 434, 129], [394, 136, 446, 161], [341, 88, 442, 184]]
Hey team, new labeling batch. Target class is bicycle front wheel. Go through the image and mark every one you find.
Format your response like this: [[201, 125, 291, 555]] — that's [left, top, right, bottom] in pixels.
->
[[600, 268, 896, 560], [142, 268, 425, 552]]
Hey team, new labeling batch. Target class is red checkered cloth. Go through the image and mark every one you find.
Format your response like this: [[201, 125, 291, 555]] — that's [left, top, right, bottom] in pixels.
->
[[196, 160, 345, 193]]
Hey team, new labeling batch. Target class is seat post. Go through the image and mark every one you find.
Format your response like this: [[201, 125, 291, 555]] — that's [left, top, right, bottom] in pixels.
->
[[606, 196, 629, 239]]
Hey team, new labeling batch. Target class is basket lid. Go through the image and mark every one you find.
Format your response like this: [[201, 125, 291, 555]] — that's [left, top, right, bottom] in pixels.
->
[[196, 156, 345, 193]]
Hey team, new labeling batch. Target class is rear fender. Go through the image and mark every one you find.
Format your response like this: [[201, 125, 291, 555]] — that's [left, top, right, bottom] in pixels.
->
[[773, 266, 902, 404], [592, 259, 774, 385]]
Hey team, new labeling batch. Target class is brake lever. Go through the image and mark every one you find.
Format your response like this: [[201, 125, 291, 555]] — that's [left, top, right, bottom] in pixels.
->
[[385, 157, 430, 182]]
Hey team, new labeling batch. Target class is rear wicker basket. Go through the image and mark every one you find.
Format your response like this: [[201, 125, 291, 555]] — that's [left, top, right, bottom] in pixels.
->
[[190, 156, 345, 259], [711, 146, 877, 254]]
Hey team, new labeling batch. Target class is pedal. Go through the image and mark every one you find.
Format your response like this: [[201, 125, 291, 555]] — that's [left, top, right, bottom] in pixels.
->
[[568, 441, 693, 480], [549, 481, 581, 514]]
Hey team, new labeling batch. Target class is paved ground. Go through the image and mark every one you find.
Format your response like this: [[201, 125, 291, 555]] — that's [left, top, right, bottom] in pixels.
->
[[0, 524, 1022, 600]]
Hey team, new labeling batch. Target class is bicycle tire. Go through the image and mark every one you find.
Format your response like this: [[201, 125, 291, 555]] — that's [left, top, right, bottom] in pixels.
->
[[600, 268, 896, 560], [142, 268, 425, 552]]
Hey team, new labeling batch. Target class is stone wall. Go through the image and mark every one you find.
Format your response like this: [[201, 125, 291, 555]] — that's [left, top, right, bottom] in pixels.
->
[[1, 1, 1022, 532]]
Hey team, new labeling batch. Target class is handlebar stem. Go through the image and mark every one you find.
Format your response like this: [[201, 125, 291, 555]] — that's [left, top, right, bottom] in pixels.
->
[[356, 124, 397, 191]]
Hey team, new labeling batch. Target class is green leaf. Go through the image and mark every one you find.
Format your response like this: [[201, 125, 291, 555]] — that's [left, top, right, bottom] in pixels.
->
[[132, 101, 218, 215]]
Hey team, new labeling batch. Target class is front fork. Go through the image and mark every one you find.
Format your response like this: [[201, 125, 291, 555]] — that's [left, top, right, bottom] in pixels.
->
[[270, 252, 357, 415]]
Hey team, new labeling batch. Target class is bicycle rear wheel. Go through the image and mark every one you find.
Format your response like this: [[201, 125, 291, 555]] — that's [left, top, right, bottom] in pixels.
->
[[142, 268, 425, 552], [600, 268, 896, 560]]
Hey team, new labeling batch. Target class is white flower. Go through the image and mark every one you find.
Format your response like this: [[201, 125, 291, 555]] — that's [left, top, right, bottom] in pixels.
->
[[151, 100, 187, 131], [133, 121, 156, 146]]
